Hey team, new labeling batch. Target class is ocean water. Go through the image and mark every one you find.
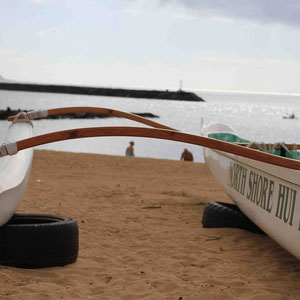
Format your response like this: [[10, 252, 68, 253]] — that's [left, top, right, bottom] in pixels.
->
[[1, 89, 300, 163]]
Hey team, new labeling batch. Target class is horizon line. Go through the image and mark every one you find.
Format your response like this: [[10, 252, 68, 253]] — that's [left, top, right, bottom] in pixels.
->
[[1, 78, 300, 97]]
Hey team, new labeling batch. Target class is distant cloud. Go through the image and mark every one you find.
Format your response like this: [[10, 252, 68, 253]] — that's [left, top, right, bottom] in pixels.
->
[[159, 0, 300, 27], [35, 28, 62, 39], [25, 0, 45, 3], [125, 8, 140, 15]]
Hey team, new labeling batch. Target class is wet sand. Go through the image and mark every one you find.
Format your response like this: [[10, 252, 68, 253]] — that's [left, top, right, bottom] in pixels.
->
[[1, 150, 300, 300]]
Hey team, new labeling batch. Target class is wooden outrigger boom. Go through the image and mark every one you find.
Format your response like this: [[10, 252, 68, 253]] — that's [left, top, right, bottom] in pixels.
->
[[8, 106, 176, 130], [1, 126, 300, 170]]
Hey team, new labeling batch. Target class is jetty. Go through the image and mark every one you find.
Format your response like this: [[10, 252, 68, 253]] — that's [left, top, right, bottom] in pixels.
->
[[0, 82, 204, 102]]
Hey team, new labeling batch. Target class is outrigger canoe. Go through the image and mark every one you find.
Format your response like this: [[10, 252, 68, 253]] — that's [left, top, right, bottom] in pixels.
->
[[3, 107, 300, 260], [283, 113, 297, 119], [203, 122, 300, 260]]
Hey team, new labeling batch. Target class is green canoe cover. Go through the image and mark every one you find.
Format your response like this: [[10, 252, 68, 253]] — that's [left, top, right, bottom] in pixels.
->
[[208, 132, 300, 160]]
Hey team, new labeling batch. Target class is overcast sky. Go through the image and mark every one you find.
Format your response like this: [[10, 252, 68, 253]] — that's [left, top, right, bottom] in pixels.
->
[[1, 0, 300, 93]]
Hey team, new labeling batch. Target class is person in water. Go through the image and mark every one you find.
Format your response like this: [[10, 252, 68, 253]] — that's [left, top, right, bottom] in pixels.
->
[[126, 141, 135, 157], [181, 148, 193, 161]]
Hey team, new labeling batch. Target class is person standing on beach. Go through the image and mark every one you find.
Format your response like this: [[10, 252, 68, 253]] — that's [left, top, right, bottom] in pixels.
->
[[126, 141, 135, 157], [181, 148, 193, 161]]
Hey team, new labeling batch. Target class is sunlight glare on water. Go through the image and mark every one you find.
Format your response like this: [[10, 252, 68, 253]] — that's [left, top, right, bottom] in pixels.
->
[[1, 89, 300, 162]]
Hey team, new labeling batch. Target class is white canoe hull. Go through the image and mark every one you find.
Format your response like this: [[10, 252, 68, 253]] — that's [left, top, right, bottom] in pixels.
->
[[0, 121, 33, 226], [203, 123, 300, 259]]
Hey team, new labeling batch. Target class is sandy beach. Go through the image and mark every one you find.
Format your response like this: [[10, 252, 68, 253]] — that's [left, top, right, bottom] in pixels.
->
[[1, 149, 300, 300]]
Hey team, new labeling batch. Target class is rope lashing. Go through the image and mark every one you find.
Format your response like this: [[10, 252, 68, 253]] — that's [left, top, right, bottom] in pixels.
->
[[1, 110, 36, 157], [247, 142, 264, 151], [10, 112, 33, 127], [0, 142, 18, 157], [9, 110, 48, 127], [26, 109, 48, 120], [279, 142, 291, 154], [247, 141, 299, 158], [279, 142, 298, 159]]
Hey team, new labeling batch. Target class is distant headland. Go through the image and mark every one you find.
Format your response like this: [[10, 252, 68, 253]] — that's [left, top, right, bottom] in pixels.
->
[[0, 82, 204, 102]]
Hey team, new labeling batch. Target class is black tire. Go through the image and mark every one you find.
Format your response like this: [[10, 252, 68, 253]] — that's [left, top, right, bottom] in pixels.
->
[[202, 201, 265, 234], [0, 213, 79, 268]]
